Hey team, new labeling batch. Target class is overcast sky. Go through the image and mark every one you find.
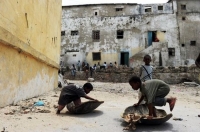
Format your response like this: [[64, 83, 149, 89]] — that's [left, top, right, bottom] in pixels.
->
[[62, 0, 169, 6]]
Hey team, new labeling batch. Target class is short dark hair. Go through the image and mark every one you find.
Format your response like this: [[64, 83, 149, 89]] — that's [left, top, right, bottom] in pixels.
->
[[144, 54, 151, 59], [83, 83, 93, 90], [129, 76, 141, 84]]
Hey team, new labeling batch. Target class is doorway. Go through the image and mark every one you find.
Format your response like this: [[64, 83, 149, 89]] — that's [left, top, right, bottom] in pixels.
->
[[120, 52, 129, 66]]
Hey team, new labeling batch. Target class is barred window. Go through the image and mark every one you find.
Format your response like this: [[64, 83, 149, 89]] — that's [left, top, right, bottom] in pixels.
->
[[71, 30, 78, 36], [158, 6, 163, 10], [181, 5, 186, 10], [116, 8, 123, 11], [168, 48, 175, 56], [61, 31, 65, 36], [190, 41, 196, 46], [117, 30, 124, 39], [92, 30, 100, 40], [92, 52, 101, 60]]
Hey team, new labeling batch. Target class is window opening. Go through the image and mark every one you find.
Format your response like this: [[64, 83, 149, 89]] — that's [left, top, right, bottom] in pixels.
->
[[181, 5, 186, 10], [92, 30, 100, 40], [168, 48, 175, 56], [116, 8, 123, 11], [117, 30, 124, 39], [61, 31, 65, 36], [190, 41, 196, 46], [182, 17, 186, 20], [71, 30, 79, 36], [92, 52, 101, 60], [145, 6, 152, 12], [158, 6, 163, 10]]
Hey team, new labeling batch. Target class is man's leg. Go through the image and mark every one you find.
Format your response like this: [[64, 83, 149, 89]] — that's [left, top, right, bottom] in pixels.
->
[[154, 85, 177, 111], [154, 97, 177, 111], [57, 105, 65, 114], [73, 98, 81, 107]]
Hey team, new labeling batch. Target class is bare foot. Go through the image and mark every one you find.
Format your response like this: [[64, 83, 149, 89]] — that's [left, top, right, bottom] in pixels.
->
[[169, 98, 177, 111]]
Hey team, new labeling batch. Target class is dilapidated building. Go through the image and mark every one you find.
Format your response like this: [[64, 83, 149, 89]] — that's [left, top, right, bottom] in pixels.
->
[[61, 0, 199, 68], [176, 0, 200, 65]]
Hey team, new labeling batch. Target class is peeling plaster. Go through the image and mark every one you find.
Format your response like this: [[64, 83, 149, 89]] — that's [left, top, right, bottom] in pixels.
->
[[62, 2, 183, 67]]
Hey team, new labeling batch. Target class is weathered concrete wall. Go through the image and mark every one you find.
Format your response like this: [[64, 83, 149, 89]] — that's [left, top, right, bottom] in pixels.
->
[[64, 66, 200, 84], [61, 2, 181, 68], [0, 0, 62, 107], [177, 0, 200, 65]]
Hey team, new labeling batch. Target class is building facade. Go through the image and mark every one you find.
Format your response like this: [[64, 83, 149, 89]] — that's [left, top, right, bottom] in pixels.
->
[[0, 0, 62, 107], [176, 0, 200, 65], [61, 0, 199, 68]]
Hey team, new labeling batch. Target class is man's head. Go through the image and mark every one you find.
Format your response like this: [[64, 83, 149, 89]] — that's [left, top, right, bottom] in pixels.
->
[[129, 76, 141, 90], [83, 83, 93, 94], [143, 54, 151, 65]]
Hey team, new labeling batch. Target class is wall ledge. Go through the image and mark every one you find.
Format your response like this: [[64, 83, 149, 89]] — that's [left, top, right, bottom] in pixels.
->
[[0, 26, 59, 69]]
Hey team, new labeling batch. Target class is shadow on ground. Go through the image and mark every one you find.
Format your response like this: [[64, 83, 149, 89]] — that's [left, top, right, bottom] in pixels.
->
[[59, 110, 104, 118], [114, 118, 175, 132], [121, 121, 175, 132]]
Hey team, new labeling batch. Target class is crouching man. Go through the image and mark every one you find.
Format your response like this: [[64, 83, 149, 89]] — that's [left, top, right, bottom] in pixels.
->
[[57, 83, 98, 114], [129, 76, 177, 119]]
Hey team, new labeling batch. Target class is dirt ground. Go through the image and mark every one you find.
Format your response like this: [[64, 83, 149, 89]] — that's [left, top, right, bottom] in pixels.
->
[[1, 80, 200, 132]]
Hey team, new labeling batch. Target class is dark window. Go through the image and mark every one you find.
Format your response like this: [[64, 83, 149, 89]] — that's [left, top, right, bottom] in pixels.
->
[[182, 44, 185, 47], [95, 12, 98, 16], [116, 8, 123, 11], [92, 30, 100, 40], [117, 30, 124, 39], [181, 4, 186, 10], [168, 48, 175, 56], [71, 30, 78, 36], [190, 41, 196, 46], [182, 17, 186, 20], [61, 31, 65, 36], [158, 6, 163, 10], [92, 52, 101, 60], [145, 7, 152, 12]]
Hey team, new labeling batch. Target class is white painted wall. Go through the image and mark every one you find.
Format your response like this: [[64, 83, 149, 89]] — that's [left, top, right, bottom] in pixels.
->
[[61, 2, 181, 67]]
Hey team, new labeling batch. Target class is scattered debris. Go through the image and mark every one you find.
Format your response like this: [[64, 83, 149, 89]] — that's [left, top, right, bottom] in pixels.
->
[[183, 82, 199, 87], [62, 128, 68, 130], [34, 101, 44, 106], [37, 110, 51, 113], [88, 78, 94, 82], [173, 118, 183, 121], [4, 112, 14, 115]]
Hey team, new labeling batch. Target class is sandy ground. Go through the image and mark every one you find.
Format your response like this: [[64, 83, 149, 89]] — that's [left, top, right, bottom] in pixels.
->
[[0, 80, 200, 132]]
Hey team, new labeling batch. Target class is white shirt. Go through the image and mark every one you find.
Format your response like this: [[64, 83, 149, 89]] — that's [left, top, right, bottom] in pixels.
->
[[139, 65, 153, 82]]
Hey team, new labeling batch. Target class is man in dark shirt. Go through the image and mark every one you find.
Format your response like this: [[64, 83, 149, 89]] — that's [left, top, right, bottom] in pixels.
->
[[57, 83, 97, 114]]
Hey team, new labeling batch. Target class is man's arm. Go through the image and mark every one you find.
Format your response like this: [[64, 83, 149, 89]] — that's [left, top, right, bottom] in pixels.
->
[[147, 103, 154, 119], [138, 95, 144, 105], [134, 95, 144, 106], [84, 95, 97, 101]]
